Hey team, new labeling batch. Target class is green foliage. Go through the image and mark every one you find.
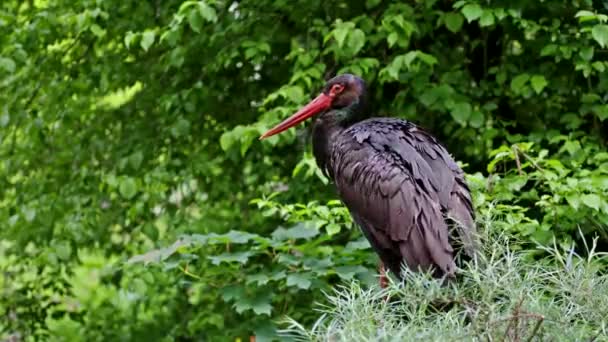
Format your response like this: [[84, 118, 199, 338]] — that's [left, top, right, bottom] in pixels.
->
[[281, 234, 608, 341], [0, 0, 607, 340]]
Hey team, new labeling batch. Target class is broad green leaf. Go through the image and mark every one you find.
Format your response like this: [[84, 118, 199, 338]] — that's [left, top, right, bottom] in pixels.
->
[[209, 251, 253, 265], [345, 238, 370, 250], [124, 31, 138, 49], [540, 44, 557, 56], [234, 294, 272, 315], [591, 25, 608, 48], [444, 13, 464, 33], [579, 46, 594, 61], [479, 10, 495, 27], [469, 111, 485, 128], [325, 223, 341, 235], [335, 265, 367, 280], [450, 102, 472, 125], [198, 2, 218, 22], [219, 131, 234, 151], [563, 140, 580, 155], [333, 22, 351, 48], [575, 10, 595, 18], [188, 9, 203, 33], [348, 29, 366, 56], [221, 285, 244, 302], [581, 194, 601, 211], [416, 51, 438, 66], [246, 274, 270, 285], [212, 230, 258, 244], [593, 105, 608, 121], [271, 223, 319, 240], [530, 75, 547, 94], [0, 57, 16, 73], [119, 177, 138, 199], [510, 73, 530, 93], [140, 30, 156, 51], [566, 195, 580, 210], [575, 10, 598, 23], [461, 4, 482, 22], [286, 273, 312, 289], [89, 24, 106, 37], [387, 32, 398, 47], [250, 298, 272, 316]]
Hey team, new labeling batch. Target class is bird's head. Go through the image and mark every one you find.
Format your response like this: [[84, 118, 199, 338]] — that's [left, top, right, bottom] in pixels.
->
[[260, 73, 368, 139]]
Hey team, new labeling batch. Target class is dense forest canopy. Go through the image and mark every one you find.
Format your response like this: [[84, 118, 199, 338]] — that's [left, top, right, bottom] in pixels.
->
[[0, 0, 607, 340]]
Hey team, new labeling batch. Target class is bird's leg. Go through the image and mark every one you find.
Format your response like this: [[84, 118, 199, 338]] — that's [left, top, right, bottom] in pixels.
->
[[379, 262, 388, 289]]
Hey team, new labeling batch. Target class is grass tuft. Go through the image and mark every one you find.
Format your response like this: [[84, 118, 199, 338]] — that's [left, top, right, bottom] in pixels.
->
[[279, 230, 608, 341]]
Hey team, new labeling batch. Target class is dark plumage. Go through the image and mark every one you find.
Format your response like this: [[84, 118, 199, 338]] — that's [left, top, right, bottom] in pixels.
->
[[261, 74, 477, 282]]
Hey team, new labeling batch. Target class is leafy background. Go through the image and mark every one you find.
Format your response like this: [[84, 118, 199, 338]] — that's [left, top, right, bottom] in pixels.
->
[[1, 0, 607, 340]]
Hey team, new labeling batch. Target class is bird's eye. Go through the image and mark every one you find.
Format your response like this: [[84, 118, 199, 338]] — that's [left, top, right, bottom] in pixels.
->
[[330, 84, 344, 96]]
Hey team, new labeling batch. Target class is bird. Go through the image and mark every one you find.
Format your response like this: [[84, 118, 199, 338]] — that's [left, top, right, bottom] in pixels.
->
[[260, 74, 477, 286]]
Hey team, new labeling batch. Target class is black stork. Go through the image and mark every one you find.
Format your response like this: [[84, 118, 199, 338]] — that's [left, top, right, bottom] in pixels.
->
[[260, 74, 477, 285]]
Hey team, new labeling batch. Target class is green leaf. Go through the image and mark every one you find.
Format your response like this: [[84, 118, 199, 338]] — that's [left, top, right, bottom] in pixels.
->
[[0, 57, 16, 73], [479, 10, 495, 27], [576, 10, 598, 23], [325, 223, 341, 235], [450, 102, 472, 125], [444, 13, 464, 33], [198, 2, 218, 23], [250, 298, 272, 316], [271, 222, 319, 240], [219, 131, 234, 151], [510, 73, 530, 93], [566, 195, 580, 210], [208, 251, 253, 265], [591, 25, 608, 48], [124, 31, 137, 48], [333, 23, 351, 48], [233, 293, 272, 315], [469, 111, 485, 128], [140, 30, 156, 52], [579, 46, 594, 61], [416, 52, 438, 66], [286, 273, 312, 289], [246, 274, 270, 286], [188, 9, 203, 33], [461, 4, 482, 22], [119, 177, 138, 199], [89, 24, 106, 37], [221, 285, 245, 302], [348, 29, 366, 56], [335, 265, 367, 280], [387, 32, 398, 48], [593, 105, 608, 121], [581, 194, 601, 211], [540, 44, 557, 56], [575, 10, 595, 18], [530, 75, 547, 94]]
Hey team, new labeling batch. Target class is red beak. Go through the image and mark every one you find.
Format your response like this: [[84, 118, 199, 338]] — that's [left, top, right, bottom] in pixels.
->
[[259, 93, 332, 140]]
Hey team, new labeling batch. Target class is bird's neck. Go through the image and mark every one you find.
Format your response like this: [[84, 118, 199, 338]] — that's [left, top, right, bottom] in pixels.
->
[[311, 107, 366, 178]]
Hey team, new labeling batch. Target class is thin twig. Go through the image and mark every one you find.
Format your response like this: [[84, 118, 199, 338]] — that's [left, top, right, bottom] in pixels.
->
[[512, 146, 523, 175]]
